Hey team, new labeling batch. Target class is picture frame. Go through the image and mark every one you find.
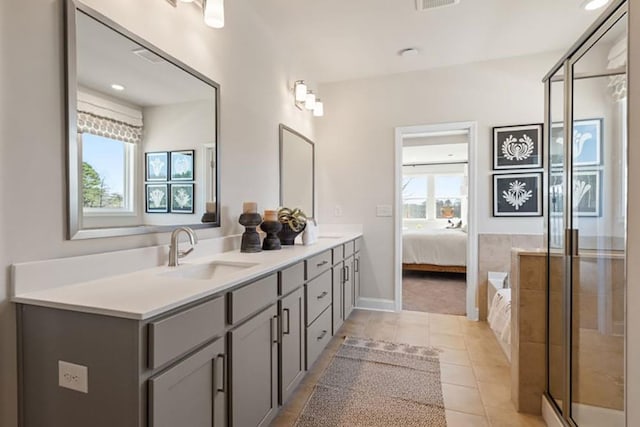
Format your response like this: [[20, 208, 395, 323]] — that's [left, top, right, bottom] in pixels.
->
[[170, 183, 195, 213], [145, 152, 169, 181], [145, 184, 168, 213], [170, 150, 195, 181], [493, 172, 542, 217], [549, 169, 601, 217], [493, 124, 543, 170], [550, 118, 602, 167]]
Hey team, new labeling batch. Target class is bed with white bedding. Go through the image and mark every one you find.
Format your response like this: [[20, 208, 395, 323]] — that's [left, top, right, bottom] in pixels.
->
[[402, 228, 467, 273]]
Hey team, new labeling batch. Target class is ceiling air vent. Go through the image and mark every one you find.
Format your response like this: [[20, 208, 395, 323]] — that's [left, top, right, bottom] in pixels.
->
[[415, 0, 460, 11], [131, 48, 165, 64]]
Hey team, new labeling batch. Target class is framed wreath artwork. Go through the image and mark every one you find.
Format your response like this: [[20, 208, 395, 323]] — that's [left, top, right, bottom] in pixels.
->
[[493, 124, 543, 170], [493, 172, 542, 217]]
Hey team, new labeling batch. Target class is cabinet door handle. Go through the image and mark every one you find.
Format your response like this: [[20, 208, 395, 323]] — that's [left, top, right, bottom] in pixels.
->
[[316, 291, 328, 300], [283, 308, 290, 335], [342, 266, 347, 283], [317, 330, 327, 341], [270, 316, 279, 344], [355, 258, 359, 273], [316, 260, 328, 268], [346, 265, 350, 281], [215, 354, 225, 393]]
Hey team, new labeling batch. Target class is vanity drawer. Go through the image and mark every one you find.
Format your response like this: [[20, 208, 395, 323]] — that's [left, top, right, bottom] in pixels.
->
[[355, 237, 362, 253], [344, 241, 355, 258], [280, 261, 305, 295], [306, 306, 332, 369], [148, 296, 225, 369], [228, 274, 278, 324], [306, 269, 332, 325], [306, 250, 332, 280]]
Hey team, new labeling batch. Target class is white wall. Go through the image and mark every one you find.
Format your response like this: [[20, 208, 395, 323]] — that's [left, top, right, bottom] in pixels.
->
[[0, 0, 313, 425], [626, 0, 639, 424], [317, 52, 557, 301]]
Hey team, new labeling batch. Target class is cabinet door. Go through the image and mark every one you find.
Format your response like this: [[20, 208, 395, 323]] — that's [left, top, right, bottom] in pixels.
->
[[279, 287, 305, 404], [332, 265, 344, 334], [149, 337, 226, 427], [230, 305, 278, 427], [343, 257, 354, 320]]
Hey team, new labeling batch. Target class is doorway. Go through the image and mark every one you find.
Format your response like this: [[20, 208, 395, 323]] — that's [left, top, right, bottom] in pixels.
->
[[394, 122, 478, 320]]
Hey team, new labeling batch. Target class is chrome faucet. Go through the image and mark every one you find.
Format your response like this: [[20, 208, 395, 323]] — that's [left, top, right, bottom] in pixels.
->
[[168, 227, 198, 267]]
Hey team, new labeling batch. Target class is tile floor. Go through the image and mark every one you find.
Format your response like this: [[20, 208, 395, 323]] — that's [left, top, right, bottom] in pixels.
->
[[270, 309, 547, 427]]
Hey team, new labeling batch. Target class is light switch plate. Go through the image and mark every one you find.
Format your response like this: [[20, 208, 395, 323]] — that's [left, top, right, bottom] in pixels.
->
[[376, 205, 393, 217], [58, 360, 88, 393]]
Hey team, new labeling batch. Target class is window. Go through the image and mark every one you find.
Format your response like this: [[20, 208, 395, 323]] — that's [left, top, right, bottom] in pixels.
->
[[82, 133, 134, 214], [402, 176, 427, 218], [435, 175, 464, 219], [402, 173, 466, 220]]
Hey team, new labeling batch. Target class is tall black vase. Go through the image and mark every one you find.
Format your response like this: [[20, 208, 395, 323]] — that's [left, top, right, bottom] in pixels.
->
[[277, 222, 306, 245]]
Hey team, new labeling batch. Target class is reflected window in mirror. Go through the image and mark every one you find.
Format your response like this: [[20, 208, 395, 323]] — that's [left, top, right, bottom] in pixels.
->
[[66, 0, 220, 239]]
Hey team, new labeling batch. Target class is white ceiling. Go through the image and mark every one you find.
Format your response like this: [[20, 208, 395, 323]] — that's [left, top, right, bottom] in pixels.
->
[[249, 0, 608, 83]]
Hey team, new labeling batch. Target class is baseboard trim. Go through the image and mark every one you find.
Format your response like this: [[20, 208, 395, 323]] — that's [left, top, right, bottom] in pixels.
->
[[355, 297, 396, 312], [542, 394, 566, 427]]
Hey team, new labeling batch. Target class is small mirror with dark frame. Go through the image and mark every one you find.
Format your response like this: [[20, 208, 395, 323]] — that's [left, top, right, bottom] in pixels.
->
[[279, 124, 315, 218], [65, 0, 220, 239]]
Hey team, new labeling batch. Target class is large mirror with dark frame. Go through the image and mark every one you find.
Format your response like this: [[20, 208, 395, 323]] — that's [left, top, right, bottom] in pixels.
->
[[65, 0, 220, 239], [279, 124, 314, 218]]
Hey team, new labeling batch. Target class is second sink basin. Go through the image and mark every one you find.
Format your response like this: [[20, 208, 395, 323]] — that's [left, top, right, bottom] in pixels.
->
[[161, 261, 258, 281]]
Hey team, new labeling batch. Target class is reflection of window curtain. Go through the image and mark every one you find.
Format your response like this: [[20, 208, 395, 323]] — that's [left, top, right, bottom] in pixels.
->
[[76, 89, 143, 144], [77, 111, 142, 144], [607, 37, 627, 102]]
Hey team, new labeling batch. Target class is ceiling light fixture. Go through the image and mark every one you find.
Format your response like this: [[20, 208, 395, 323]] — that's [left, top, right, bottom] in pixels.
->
[[111, 84, 125, 91], [293, 81, 324, 117], [582, 0, 610, 10], [166, 0, 224, 29]]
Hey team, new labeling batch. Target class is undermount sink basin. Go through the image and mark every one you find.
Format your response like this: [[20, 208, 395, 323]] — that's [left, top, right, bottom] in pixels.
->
[[161, 261, 258, 281]]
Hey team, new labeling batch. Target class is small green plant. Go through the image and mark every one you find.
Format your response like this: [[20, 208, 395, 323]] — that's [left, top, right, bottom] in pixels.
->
[[277, 207, 307, 232]]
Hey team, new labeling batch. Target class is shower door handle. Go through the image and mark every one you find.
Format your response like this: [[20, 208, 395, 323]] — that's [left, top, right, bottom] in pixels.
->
[[564, 228, 579, 257]]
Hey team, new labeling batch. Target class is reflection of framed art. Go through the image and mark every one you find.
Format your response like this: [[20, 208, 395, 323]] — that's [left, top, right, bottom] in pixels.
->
[[550, 118, 602, 167], [146, 184, 168, 213], [493, 172, 542, 217], [170, 150, 195, 181], [493, 124, 543, 170], [549, 169, 601, 217], [170, 184, 195, 213], [145, 152, 168, 181]]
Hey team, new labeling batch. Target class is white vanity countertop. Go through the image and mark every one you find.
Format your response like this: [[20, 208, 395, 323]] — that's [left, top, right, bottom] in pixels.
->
[[12, 233, 362, 320]]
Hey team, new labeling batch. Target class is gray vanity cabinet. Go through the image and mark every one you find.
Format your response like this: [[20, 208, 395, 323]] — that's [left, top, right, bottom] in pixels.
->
[[229, 305, 278, 427], [354, 252, 361, 308], [279, 287, 305, 403], [343, 255, 355, 320], [332, 265, 344, 333], [149, 337, 226, 427]]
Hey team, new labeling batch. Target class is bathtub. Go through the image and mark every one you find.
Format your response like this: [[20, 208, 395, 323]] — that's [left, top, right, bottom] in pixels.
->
[[487, 271, 510, 361]]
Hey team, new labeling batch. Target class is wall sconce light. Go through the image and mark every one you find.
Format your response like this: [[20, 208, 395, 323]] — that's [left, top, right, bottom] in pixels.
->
[[294, 81, 324, 117], [166, 0, 225, 29]]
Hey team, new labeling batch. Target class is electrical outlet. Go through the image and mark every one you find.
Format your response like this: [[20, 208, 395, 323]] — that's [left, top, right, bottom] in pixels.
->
[[58, 360, 88, 393], [334, 205, 343, 217]]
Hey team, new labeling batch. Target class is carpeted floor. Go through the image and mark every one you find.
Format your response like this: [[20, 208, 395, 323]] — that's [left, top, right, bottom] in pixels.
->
[[402, 271, 466, 315], [296, 337, 446, 427]]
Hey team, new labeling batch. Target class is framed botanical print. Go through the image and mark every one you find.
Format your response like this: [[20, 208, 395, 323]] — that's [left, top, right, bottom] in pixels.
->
[[493, 124, 543, 170], [145, 184, 168, 213], [493, 172, 543, 217], [170, 183, 195, 213], [550, 118, 602, 167], [145, 152, 169, 181], [170, 150, 195, 181]]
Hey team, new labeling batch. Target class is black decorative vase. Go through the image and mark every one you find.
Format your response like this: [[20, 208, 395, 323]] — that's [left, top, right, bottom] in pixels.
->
[[239, 213, 263, 253], [260, 221, 282, 250], [277, 222, 306, 245]]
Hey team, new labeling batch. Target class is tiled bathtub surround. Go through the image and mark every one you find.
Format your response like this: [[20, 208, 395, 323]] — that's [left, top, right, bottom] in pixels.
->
[[478, 234, 543, 320], [510, 249, 625, 415]]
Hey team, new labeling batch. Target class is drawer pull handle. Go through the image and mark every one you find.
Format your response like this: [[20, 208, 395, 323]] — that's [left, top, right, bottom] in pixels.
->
[[317, 330, 328, 341], [215, 354, 225, 393], [316, 291, 328, 300], [316, 260, 328, 268], [283, 308, 290, 335]]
